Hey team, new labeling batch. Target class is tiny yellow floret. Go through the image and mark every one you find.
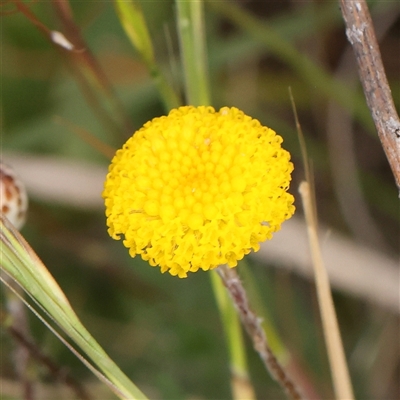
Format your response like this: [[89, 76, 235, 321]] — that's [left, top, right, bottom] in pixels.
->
[[103, 106, 295, 278]]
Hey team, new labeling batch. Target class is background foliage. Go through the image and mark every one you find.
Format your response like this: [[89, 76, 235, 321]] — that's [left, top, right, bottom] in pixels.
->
[[1, 1, 399, 399]]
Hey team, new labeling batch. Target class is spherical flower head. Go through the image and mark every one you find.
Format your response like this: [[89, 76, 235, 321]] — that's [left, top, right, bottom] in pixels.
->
[[103, 106, 295, 278]]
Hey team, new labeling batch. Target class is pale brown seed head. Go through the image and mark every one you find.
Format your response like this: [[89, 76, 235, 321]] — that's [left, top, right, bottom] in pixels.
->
[[0, 163, 28, 230]]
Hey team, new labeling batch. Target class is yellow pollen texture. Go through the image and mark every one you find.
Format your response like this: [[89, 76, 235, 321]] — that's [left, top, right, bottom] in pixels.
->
[[103, 106, 295, 278]]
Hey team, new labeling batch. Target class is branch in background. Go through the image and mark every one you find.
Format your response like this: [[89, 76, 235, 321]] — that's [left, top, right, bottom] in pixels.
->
[[206, 0, 375, 136], [339, 0, 400, 191], [326, 7, 399, 251]]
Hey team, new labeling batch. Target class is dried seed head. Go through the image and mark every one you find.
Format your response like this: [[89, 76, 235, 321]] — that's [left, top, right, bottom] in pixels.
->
[[0, 163, 28, 230]]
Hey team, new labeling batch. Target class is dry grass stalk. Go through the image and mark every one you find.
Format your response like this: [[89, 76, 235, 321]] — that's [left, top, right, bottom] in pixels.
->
[[299, 181, 354, 400]]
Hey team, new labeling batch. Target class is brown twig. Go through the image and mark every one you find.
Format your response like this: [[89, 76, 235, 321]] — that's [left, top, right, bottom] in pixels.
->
[[339, 0, 400, 192], [217, 265, 303, 400]]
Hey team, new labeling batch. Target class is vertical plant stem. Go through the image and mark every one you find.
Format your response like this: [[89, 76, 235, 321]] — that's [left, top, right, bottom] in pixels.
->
[[175, 2, 255, 398], [217, 265, 303, 400], [176, 0, 210, 106], [299, 181, 354, 400]]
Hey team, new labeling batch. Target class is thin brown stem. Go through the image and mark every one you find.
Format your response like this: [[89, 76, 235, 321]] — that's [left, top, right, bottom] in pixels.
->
[[4, 321, 92, 400], [12, 0, 134, 137], [51, 0, 134, 135], [217, 265, 303, 400], [14, 0, 52, 36], [3, 281, 35, 400], [339, 0, 400, 191]]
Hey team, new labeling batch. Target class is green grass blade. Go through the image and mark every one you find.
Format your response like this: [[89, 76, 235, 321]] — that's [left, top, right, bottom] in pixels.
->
[[0, 215, 148, 400], [114, 0, 181, 111]]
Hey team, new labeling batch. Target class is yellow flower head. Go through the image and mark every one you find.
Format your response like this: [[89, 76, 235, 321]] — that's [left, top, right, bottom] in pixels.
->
[[103, 106, 295, 278]]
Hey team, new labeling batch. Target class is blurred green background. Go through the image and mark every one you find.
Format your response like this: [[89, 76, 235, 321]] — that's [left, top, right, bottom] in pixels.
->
[[1, 1, 399, 399]]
